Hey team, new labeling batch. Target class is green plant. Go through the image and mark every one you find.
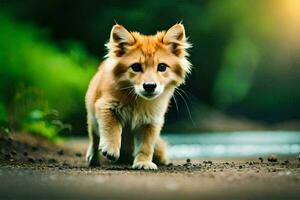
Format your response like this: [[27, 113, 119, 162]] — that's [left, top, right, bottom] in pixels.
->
[[23, 109, 71, 143]]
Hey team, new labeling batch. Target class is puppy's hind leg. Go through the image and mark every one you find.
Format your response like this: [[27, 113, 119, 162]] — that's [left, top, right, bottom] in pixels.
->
[[86, 115, 100, 167], [153, 136, 169, 165]]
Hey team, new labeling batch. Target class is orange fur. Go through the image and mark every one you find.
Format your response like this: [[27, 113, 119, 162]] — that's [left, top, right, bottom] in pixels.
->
[[85, 23, 191, 169]]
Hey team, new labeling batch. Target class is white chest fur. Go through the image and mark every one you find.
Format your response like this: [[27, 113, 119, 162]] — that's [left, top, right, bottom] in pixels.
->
[[113, 100, 166, 130]]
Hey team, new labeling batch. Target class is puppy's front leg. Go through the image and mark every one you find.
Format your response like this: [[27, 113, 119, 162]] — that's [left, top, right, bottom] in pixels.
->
[[95, 100, 122, 162], [133, 124, 160, 170]]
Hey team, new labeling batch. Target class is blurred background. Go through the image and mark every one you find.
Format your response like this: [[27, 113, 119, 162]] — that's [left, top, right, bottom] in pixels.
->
[[0, 0, 299, 142]]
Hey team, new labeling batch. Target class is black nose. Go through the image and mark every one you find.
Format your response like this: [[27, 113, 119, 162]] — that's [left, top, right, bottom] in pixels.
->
[[143, 82, 157, 93]]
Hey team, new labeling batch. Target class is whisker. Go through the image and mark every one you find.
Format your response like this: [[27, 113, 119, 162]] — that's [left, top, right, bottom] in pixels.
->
[[134, 91, 138, 102], [176, 88, 192, 102], [123, 87, 135, 100], [172, 94, 179, 112], [128, 88, 135, 97], [174, 88, 196, 127], [119, 85, 134, 91], [127, 87, 138, 103]]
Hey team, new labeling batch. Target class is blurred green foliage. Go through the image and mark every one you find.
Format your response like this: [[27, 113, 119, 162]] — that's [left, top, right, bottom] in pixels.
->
[[0, 13, 97, 139]]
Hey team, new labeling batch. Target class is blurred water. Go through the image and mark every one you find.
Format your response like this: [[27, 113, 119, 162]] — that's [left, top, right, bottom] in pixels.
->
[[162, 131, 300, 159]]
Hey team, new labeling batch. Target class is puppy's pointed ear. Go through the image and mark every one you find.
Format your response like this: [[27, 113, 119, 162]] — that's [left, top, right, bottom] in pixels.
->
[[111, 25, 134, 44], [163, 24, 191, 57], [164, 24, 185, 43], [106, 24, 135, 57]]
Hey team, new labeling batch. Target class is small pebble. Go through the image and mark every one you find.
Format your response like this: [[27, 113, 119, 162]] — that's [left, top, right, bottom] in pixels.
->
[[203, 160, 212, 164], [267, 155, 278, 162], [11, 150, 17, 155], [259, 157, 263, 163], [167, 163, 174, 167], [4, 154, 11, 159], [186, 158, 191, 163], [48, 158, 57, 163], [75, 152, 82, 157], [32, 146, 38, 151], [57, 150, 64, 156], [239, 165, 243, 169], [27, 157, 35, 163]]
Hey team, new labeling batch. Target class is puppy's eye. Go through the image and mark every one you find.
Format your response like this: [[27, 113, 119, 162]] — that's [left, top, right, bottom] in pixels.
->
[[157, 63, 168, 72], [131, 63, 143, 72]]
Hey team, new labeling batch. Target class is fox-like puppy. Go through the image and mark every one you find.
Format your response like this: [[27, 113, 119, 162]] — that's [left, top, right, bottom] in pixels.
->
[[85, 23, 191, 169]]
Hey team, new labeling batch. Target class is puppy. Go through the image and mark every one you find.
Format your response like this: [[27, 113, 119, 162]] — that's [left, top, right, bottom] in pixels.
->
[[85, 23, 191, 169]]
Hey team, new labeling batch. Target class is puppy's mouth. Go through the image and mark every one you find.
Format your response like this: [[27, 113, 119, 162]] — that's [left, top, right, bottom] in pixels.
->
[[138, 92, 160, 100]]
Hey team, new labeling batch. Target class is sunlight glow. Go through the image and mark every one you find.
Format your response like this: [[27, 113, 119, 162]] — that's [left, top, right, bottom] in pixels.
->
[[273, 0, 300, 46]]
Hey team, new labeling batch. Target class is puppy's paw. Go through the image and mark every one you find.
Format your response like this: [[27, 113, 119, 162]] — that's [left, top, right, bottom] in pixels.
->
[[99, 142, 120, 162], [155, 158, 170, 166], [153, 154, 170, 166], [132, 161, 158, 170], [86, 146, 100, 167]]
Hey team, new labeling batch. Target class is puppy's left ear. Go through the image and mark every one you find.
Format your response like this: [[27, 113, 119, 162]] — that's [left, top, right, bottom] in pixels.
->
[[163, 23, 191, 57], [106, 24, 135, 57]]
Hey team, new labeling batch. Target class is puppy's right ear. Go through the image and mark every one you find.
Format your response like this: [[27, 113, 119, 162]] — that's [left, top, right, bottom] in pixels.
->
[[106, 25, 135, 57], [163, 23, 191, 57]]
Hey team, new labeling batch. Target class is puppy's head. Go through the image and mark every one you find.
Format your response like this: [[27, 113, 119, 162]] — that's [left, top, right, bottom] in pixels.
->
[[106, 24, 191, 100]]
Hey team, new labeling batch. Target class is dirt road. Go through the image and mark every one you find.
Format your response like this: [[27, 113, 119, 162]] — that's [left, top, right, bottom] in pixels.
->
[[0, 132, 300, 200]]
